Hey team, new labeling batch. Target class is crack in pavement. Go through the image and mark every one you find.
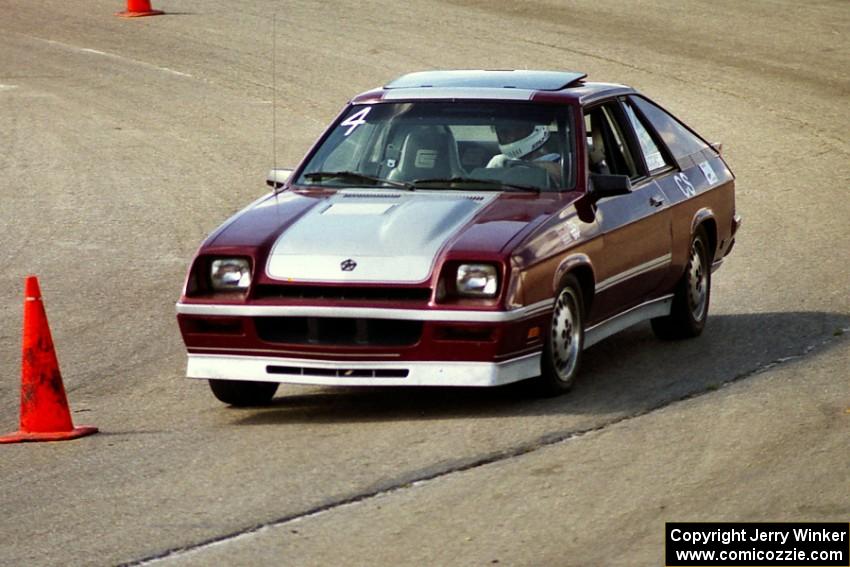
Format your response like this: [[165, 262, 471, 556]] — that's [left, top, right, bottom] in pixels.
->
[[123, 326, 850, 566]]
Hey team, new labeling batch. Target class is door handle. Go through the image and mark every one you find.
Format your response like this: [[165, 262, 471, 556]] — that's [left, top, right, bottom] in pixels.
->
[[649, 196, 664, 207]]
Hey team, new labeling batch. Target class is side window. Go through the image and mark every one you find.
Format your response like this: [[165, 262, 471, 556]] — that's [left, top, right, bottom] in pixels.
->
[[630, 96, 712, 163], [623, 102, 669, 173], [584, 103, 638, 179]]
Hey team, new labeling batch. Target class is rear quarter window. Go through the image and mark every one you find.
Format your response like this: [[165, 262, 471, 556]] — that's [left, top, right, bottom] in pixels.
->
[[623, 102, 669, 173], [630, 96, 715, 165]]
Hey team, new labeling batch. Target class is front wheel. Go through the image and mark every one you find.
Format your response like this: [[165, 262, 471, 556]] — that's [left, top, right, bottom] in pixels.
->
[[208, 379, 279, 407], [529, 275, 585, 396], [651, 227, 712, 340]]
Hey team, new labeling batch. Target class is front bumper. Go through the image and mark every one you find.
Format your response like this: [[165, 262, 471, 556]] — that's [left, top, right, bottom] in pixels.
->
[[177, 300, 552, 386], [187, 352, 542, 387]]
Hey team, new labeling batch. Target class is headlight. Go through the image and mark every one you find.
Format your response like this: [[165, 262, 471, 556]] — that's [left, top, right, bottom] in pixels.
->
[[456, 264, 498, 297], [210, 258, 251, 291]]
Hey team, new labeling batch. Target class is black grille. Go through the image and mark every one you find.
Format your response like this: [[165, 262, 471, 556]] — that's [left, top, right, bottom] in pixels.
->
[[267, 366, 408, 378], [254, 285, 431, 302], [255, 317, 422, 346]]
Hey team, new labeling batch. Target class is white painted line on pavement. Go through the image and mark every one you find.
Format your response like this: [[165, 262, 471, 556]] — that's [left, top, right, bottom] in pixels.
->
[[0, 84, 18, 91], [31, 37, 194, 78]]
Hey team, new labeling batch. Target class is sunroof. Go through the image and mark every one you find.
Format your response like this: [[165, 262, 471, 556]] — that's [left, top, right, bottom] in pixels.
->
[[385, 70, 587, 91]]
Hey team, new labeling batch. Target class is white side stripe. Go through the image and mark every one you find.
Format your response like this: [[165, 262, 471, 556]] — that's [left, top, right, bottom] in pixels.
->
[[595, 254, 672, 293]]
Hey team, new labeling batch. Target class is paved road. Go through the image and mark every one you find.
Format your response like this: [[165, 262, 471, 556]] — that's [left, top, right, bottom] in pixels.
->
[[0, 1, 847, 565]]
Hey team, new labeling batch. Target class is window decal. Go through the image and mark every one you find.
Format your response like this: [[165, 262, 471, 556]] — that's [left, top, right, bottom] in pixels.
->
[[674, 172, 696, 197], [624, 102, 667, 172], [699, 161, 718, 185], [340, 107, 372, 136]]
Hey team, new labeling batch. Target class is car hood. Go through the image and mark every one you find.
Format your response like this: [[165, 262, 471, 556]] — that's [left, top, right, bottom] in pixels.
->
[[210, 188, 576, 284], [266, 190, 497, 283]]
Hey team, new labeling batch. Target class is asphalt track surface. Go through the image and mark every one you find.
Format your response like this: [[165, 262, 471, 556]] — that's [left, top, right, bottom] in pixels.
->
[[0, 1, 848, 565]]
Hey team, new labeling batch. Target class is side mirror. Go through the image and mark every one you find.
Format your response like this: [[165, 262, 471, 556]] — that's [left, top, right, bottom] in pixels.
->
[[266, 168, 294, 190], [588, 174, 632, 201]]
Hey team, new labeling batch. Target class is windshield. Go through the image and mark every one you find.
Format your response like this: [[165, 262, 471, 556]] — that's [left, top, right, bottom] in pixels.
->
[[296, 102, 575, 192]]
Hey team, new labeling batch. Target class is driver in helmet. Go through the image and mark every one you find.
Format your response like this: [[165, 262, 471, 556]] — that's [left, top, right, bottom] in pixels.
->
[[487, 122, 561, 183]]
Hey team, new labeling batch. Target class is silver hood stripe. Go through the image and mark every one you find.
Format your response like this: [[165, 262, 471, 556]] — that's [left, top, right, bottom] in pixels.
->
[[266, 190, 497, 284]]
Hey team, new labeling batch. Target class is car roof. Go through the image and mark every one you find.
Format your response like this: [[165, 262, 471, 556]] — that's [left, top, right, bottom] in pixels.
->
[[351, 70, 634, 105], [384, 70, 587, 91]]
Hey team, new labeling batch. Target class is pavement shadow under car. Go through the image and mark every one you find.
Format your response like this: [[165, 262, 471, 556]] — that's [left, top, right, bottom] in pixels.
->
[[228, 310, 850, 426]]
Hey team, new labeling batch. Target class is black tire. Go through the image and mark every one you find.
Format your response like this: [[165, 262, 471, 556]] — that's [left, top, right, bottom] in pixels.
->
[[528, 274, 585, 396], [651, 227, 712, 340], [208, 379, 279, 407]]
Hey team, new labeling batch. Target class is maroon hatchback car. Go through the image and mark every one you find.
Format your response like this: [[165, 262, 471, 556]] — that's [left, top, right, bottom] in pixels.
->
[[177, 70, 740, 405]]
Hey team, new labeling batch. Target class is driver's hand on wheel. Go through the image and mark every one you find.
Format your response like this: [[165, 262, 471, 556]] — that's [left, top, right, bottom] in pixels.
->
[[486, 154, 520, 168]]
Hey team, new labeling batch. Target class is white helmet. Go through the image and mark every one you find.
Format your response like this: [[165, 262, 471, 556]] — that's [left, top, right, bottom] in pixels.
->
[[495, 124, 550, 159]]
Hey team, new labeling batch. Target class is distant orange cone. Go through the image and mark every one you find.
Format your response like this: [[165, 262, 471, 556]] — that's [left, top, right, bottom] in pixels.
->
[[0, 276, 98, 443], [116, 0, 164, 18]]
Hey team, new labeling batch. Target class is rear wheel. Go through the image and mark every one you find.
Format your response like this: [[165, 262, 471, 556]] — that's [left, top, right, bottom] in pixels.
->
[[529, 275, 585, 396], [208, 379, 278, 407], [651, 227, 712, 340]]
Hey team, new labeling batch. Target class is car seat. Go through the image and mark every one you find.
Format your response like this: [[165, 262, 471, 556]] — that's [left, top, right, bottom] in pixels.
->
[[588, 124, 610, 175], [386, 126, 460, 182]]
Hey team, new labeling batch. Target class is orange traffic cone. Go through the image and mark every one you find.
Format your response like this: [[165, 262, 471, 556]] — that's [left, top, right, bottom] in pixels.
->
[[0, 276, 98, 443], [116, 0, 164, 18]]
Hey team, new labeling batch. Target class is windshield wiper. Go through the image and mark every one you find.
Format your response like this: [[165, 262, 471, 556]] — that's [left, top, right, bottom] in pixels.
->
[[411, 177, 541, 193], [303, 170, 413, 190]]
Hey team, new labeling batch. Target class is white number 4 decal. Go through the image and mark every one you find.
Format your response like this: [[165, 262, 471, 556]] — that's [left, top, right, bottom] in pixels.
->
[[341, 107, 372, 136]]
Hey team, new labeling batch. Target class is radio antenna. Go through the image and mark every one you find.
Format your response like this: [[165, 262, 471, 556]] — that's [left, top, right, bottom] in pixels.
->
[[272, 11, 278, 192], [271, 11, 282, 232]]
